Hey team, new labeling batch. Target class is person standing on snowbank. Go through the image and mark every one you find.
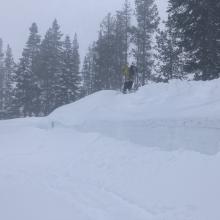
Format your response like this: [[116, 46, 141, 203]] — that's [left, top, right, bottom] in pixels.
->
[[122, 63, 137, 93]]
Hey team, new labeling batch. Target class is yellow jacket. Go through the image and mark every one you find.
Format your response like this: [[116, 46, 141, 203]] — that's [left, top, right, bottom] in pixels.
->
[[122, 65, 129, 77], [122, 65, 135, 81]]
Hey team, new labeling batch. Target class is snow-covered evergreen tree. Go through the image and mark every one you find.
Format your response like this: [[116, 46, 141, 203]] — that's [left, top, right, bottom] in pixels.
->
[[59, 36, 73, 105], [168, 0, 220, 80], [82, 55, 91, 96], [114, 0, 132, 89], [71, 33, 81, 99], [3, 45, 16, 118], [60, 35, 81, 105], [12, 23, 41, 117], [116, 0, 132, 65], [95, 13, 117, 90], [82, 45, 96, 95], [154, 17, 183, 82], [82, 1, 132, 93], [0, 39, 4, 114], [133, 0, 160, 85], [39, 19, 63, 115]]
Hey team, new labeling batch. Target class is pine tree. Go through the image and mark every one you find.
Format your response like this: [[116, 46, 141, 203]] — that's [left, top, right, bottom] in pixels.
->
[[60, 35, 81, 105], [168, 0, 220, 80], [0, 38, 4, 115], [82, 45, 96, 95], [59, 36, 73, 105], [13, 23, 41, 117], [154, 17, 183, 82], [134, 0, 160, 85], [82, 1, 133, 94], [93, 13, 117, 90], [82, 55, 91, 96], [116, 0, 132, 64], [72, 33, 81, 99], [39, 19, 63, 115], [4, 45, 16, 118], [114, 0, 132, 89]]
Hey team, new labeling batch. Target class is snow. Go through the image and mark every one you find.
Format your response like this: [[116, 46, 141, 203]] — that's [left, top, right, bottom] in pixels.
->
[[1, 79, 220, 220]]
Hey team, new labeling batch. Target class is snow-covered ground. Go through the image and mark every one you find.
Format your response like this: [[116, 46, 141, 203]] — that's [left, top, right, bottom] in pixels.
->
[[1, 79, 220, 220]]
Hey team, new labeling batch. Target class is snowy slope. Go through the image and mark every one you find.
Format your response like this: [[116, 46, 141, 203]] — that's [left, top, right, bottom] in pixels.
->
[[49, 79, 220, 154], [1, 79, 220, 220]]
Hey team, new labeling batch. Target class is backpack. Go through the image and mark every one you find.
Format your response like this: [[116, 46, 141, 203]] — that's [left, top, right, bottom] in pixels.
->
[[128, 65, 136, 80]]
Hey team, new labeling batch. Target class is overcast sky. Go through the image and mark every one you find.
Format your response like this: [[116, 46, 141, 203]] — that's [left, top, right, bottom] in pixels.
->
[[0, 0, 168, 60]]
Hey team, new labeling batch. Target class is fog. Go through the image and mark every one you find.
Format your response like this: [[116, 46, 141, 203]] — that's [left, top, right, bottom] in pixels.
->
[[0, 0, 168, 60]]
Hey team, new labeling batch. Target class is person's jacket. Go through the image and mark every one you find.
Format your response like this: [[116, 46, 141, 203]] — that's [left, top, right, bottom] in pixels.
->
[[122, 65, 136, 81]]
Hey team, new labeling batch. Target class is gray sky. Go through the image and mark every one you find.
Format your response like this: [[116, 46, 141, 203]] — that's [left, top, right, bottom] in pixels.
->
[[0, 0, 168, 60]]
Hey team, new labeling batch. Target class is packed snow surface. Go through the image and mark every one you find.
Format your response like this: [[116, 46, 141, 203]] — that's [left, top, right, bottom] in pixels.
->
[[1, 79, 220, 220]]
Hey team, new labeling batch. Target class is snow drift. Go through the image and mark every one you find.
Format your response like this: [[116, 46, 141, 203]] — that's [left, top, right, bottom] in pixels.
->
[[0, 79, 220, 220], [49, 79, 220, 154]]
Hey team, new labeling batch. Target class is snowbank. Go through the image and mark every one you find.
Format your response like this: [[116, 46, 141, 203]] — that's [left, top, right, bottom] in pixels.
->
[[49, 79, 220, 154], [1, 79, 220, 220]]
